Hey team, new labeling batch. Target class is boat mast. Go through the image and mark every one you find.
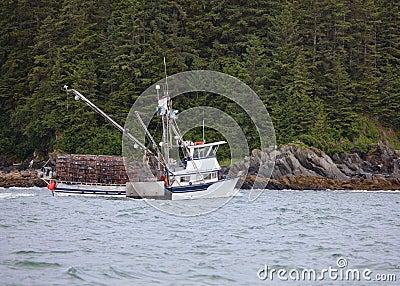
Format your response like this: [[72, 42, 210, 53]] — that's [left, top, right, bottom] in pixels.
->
[[162, 57, 171, 184]]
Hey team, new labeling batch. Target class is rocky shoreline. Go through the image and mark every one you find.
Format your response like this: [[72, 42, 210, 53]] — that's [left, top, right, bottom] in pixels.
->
[[242, 175, 400, 190], [0, 168, 46, 188], [230, 142, 400, 190], [0, 167, 46, 188], [1, 142, 400, 190]]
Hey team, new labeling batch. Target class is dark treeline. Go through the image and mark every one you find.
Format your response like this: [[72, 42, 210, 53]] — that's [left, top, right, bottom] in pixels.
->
[[1, 0, 399, 160]]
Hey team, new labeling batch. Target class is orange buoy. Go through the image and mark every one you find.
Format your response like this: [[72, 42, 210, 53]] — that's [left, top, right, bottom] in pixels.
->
[[194, 141, 204, 145], [47, 181, 56, 191], [160, 175, 167, 187]]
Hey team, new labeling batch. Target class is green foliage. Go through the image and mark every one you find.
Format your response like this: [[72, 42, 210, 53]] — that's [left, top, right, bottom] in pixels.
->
[[0, 0, 399, 160], [56, 125, 122, 155]]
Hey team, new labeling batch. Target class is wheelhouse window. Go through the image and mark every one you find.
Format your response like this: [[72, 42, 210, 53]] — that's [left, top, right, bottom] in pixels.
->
[[203, 172, 218, 180], [192, 145, 219, 159], [180, 176, 190, 182], [209, 145, 219, 157], [193, 146, 208, 159]]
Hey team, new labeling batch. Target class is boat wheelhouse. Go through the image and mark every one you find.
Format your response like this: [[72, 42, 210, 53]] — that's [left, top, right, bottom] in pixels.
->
[[170, 141, 224, 187]]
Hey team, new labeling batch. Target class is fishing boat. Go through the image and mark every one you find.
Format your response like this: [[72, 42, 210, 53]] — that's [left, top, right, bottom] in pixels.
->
[[40, 65, 239, 199]]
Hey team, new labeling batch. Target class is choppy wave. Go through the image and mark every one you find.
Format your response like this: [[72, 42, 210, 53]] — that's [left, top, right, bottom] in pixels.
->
[[14, 260, 61, 268], [13, 250, 75, 255], [0, 192, 36, 200], [0, 188, 398, 285]]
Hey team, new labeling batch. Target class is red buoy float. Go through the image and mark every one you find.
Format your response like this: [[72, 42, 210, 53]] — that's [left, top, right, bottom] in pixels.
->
[[47, 180, 56, 191], [160, 175, 167, 187]]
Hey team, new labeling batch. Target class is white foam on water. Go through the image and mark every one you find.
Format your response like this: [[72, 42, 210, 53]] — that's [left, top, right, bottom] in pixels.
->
[[0, 192, 36, 200]]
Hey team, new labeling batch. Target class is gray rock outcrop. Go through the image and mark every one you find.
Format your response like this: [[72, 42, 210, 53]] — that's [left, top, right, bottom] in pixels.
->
[[228, 142, 400, 190], [230, 144, 349, 181]]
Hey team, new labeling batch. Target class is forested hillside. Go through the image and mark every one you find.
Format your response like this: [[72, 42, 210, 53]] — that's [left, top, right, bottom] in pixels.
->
[[1, 0, 399, 160]]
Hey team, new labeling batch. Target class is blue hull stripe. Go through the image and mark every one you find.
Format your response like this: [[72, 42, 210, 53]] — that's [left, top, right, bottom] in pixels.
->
[[55, 188, 126, 195], [166, 182, 214, 193]]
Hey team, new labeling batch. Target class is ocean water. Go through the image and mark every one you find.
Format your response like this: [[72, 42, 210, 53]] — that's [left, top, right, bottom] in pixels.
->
[[0, 187, 399, 286]]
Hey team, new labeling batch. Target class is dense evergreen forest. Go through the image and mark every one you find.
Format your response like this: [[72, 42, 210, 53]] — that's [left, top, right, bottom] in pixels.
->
[[1, 0, 399, 161]]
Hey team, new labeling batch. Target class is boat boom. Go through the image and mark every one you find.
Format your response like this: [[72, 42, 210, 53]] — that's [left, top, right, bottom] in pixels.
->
[[63, 86, 150, 153]]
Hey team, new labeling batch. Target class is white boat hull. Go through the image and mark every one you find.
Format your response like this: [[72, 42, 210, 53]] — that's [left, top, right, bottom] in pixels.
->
[[53, 182, 126, 197], [170, 177, 239, 200], [51, 177, 239, 200]]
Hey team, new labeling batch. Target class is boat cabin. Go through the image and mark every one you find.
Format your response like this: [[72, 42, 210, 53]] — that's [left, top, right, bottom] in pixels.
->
[[170, 141, 226, 187]]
